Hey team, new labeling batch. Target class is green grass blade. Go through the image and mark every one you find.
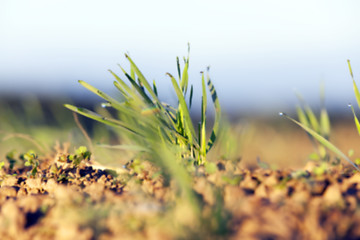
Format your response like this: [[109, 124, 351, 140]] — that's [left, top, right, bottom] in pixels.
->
[[295, 91, 319, 132], [176, 56, 181, 79], [200, 72, 207, 162], [280, 112, 360, 171], [206, 76, 221, 152], [167, 73, 197, 144], [320, 107, 331, 139], [125, 54, 159, 101], [349, 104, 360, 136], [109, 70, 134, 97], [180, 57, 189, 94], [348, 59, 354, 79], [153, 80, 158, 97], [111, 72, 154, 113], [319, 83, 330, 139], [64, 104, 141, 136], [189, 85, 194, 109], [304, 105, 320, 133], [113, 81, 131, 101], [78, 80, 126, 110], [122, 71, 154, 105], [79, 80, 149, 123], [348, 60, 360, 109], [296, 106, 309, 127], [130, 62, 135, 81], [123, 56, 177, 129]]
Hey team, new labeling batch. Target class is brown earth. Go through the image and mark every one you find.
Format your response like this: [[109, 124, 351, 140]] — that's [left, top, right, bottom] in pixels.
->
[[1, 141, 360, 240]]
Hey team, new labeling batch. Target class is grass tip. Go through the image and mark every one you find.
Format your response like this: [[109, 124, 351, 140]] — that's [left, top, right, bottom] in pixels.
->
[[348, 103, 353, 108], [279, 112, 286, 116]]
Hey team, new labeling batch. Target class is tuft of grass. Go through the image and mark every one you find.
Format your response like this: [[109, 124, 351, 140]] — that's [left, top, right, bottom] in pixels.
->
[[280, 60, 360, 171], [65, 47, 221, 167], [294, 88, 331, 161], [65, 47, 222, 217]]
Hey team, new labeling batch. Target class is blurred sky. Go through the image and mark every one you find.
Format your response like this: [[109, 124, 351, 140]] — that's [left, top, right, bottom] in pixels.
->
[[1, 0, 360, 114]]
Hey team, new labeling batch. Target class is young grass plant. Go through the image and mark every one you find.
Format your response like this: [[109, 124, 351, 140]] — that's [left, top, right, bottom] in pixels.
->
[[65, 48, 222, 217], [65, 47, 221, 166], [280, 61, 360, 171], [294, 88, 331, 161]]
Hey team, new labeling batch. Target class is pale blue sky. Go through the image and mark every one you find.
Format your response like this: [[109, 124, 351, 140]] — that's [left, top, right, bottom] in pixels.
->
[[1, 0, 360, 113]]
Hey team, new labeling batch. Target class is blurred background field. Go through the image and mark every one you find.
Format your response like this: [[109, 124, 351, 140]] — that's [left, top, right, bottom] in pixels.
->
[[2, 96, 360, 170]]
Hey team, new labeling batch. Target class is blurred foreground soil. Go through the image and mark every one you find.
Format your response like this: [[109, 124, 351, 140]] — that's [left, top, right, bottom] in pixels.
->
[[1, 133, 360, 239]]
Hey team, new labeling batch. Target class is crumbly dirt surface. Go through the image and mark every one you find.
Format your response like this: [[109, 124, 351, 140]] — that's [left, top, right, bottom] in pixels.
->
[[1, 148, 360, 240]]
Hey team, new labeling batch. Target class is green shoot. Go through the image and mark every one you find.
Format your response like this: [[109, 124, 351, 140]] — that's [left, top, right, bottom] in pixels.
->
[[294, 90, 331, 161], [65, 48, 222, 215], [281, 62, 360, 171], [279, 112, 360, 171], [65, 48, 221, 166], [68, 146, 91, 167], [22, 150, 40, 177]]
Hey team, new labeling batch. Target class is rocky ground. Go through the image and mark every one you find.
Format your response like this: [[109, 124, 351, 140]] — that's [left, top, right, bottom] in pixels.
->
[[1, 142, 360, 240]]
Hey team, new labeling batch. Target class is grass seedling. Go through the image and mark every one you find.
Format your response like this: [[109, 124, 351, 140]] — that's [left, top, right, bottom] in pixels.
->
[[294, 88, 331, 161], [22, 150, 40, 177], [68, 146, 91, 167], [65, 46, 221, 167], [65, 47, 222, 218], [280, 61, 360, 171]]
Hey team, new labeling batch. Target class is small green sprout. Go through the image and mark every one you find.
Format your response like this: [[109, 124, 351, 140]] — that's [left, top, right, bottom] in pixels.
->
[[6, 150, 17, 170], [68, 146, 91, 167], [22, 150, 40, 177], [279, 60, 360, 172]]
